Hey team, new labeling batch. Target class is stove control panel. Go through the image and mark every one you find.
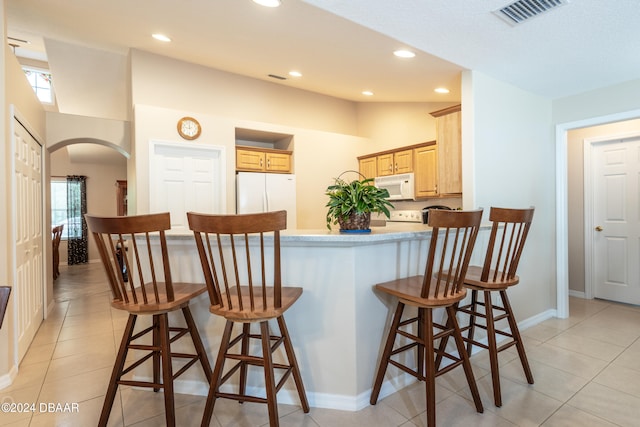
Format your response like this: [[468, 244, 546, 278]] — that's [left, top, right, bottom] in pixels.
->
[[388, 210, 422, 223]]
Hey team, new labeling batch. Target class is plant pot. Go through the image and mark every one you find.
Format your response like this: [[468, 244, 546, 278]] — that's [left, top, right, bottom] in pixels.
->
[[338, 212, 371, 231]]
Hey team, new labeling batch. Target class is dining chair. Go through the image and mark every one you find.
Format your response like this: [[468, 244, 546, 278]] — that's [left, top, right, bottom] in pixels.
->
[[85, 213, 213, 427], [188, 210, 309, 427], [370, 209, 484, 427], [453, 206, 535, 407], [52, 224, 64, 280]]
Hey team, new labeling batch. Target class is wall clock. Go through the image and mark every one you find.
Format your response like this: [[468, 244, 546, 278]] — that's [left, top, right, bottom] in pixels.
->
[[177, 116, 201, 140]]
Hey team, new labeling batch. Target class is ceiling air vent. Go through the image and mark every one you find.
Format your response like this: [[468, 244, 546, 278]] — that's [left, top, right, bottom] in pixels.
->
[[494, 0, 569, 26]]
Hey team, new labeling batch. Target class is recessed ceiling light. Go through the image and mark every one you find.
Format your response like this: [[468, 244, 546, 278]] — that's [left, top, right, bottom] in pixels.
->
[[435, 87, 450, 94], [253, 0, 281, 7], [152, 34, 171, 42], [393, 50, 415, 58], [362, 91, 374, 96], [289, 71, 302, 77]]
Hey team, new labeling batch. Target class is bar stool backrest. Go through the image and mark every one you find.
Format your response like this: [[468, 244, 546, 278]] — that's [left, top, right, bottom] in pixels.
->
[[425, 209, 483, 299], [481, 207, 535, 283], [85, 213, 175, 305], [187, 210, 286, 314]]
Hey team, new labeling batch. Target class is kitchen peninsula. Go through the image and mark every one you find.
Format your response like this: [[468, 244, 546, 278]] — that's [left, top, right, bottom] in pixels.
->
[[142, 223, 491, 411]]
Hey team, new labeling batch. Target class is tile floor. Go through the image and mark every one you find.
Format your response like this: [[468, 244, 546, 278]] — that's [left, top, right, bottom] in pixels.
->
[[2, 263, 640, 426]]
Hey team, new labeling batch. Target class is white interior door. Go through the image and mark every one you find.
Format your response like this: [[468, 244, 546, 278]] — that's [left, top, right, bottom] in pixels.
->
[[150, 141, 226, 231], [13, 117, 44, 362], [591, 136, 640, 304]]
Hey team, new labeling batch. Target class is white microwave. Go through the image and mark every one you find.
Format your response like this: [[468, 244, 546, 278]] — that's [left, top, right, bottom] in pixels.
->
[[374, 173, 415, 200]]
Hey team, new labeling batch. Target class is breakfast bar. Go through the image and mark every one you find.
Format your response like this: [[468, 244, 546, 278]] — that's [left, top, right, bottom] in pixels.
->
[[141, 224, 490, 411]]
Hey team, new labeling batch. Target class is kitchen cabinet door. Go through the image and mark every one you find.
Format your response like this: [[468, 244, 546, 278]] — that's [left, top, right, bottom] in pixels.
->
[[265, 152, 291, 172], [415, 145, 438, 197], [377, 153, 394, 176], [359, 157, 377, 179], [394, 149, 413, 174], [236, 148, 265, 171], [434, 107, 462, 195]]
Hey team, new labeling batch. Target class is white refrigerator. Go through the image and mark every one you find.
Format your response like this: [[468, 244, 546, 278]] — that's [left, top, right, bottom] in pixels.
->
[[236, 172, 297, 229]]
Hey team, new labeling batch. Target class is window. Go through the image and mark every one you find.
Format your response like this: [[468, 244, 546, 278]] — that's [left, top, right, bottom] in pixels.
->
[[51, 179, 81, 239], [23, 67, 54, 104]]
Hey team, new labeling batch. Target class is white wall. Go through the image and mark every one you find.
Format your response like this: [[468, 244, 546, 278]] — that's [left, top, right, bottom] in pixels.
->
[[45, 39, 129, 121], [463, 70, 556, 320]]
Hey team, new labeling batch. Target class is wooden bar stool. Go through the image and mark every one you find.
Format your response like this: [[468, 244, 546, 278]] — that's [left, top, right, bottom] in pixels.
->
[[454, 207, 535, 407], [85, 213, 213, 427], [188, 210, 309, 427], [370, 209, 484, 427]]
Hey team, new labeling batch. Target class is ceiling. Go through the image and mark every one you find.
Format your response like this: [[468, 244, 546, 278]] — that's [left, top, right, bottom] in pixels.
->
[[8, 0, 640, 106]]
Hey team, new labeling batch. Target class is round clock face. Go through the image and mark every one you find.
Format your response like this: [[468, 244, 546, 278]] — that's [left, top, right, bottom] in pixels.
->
[[177, 117, 201, 140]]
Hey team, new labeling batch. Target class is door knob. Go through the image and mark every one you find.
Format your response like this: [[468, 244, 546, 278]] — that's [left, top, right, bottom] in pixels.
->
[[595, 226, 603, 232]]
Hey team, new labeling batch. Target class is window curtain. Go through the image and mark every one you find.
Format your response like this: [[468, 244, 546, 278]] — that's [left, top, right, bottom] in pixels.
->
[[67, 175, 88, 265]]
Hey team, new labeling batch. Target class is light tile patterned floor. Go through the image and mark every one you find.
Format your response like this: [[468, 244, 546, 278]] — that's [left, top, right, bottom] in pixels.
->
[[2, 263, 640, 426]]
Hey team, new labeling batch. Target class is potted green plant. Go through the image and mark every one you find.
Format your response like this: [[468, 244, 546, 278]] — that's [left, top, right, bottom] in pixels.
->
[[325, 172, 394, 231]]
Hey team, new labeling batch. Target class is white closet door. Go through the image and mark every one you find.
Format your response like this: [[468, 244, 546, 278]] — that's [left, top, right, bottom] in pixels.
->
[[150, 141, 226, 232], [13, 117, 44, 362]]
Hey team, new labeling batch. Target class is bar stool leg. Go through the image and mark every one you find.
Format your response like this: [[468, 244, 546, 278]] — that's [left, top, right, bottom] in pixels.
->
[[423, 308, 436, 427], [261, 321, 279, 427], [201, 320, 233, 427], [152, 315, 161, 392], [501, 290, 534, 384], [182, 306, 213, 382], [277, 316, 310, 412], [447, 306, 483, 413], [417, 308, 425, 380], [99, 314, 137, 427], [466, 290, 479, 356], [239, 323, 251, 402], [159, 314, 176, 427], [484, 291, 502, 407], [370, 302, 405, 405]]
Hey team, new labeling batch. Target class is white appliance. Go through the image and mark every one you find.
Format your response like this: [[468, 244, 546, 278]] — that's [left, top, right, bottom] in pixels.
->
[[236, 172, 297, 229], [374, 173, 415, 201]]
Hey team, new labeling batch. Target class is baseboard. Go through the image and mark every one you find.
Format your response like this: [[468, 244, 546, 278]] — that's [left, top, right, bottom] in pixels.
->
[[0, 364, 18, 391], [568, 290, 586, 299]]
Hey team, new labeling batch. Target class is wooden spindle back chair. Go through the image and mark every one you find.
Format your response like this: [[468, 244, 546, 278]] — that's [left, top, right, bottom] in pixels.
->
[[0, 286, 11, 329], [85, 213, 212, 427], [370, 209, 484, 427], [456, 206, 535, 407], [52, 224, 63, 280], [188, 210, 309, 427]]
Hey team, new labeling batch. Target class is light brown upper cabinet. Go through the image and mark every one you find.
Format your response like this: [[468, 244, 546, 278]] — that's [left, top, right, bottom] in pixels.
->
[[414, 144, 438, 197], [377, 149, 413, 176], [430, 104, 462, 195], [236, 146, 292, 173], [359, 156, 377, 179]]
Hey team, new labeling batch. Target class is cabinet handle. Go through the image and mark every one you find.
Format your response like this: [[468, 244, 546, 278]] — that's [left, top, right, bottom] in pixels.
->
[[267, 159, 271, 169], [595, 226, 603, 232], [260, 158, 263, 167]]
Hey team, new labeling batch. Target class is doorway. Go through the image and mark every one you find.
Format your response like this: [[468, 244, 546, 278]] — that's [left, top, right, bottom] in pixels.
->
[[558, 111, 640, 317], [584, 133, 640, 304]]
